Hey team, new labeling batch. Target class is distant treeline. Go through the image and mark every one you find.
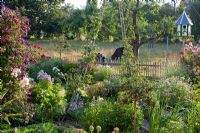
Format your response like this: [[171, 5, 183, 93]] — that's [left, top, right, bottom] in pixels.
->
[[1, 0, 199, 41]]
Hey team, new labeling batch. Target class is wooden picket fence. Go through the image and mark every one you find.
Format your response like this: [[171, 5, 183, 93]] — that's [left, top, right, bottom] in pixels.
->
[[65, 56, 181, 78]]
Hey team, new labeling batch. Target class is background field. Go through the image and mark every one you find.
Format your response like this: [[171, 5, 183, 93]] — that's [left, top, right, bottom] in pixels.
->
[[30, 39, 182, 62]]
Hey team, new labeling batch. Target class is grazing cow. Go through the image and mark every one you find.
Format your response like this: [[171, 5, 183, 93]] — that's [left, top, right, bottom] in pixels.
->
[[111, 47, 124, 61], [96, 53, 106, 63]]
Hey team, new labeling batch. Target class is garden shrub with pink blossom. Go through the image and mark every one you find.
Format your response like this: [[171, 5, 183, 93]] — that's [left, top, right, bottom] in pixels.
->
[[181, 42, 200, 100], [0, 5, 39, 129]]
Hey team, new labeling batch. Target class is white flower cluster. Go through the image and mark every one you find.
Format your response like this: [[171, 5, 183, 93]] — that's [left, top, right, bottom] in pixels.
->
[[11, 68, 30, 87], [19, 76, 30, 87], [11, 68, 21, 78], [52, 66, 66, 80]]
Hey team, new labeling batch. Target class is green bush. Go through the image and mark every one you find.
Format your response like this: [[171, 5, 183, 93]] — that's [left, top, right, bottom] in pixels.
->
[[31, 80, 67, 122], [86, 76, 122, 98], [163, 64, 189, 79], [187, 101, 200, 133], [155, 77, 192, 108], [93, 65, 113, 81], [28, 58, 78, 82], [82, 101, 143, 132], [59, 63, 78, 73], [148, 106, 186, 133], [28, 58, 60, 80], [0, 123, 78, 133]]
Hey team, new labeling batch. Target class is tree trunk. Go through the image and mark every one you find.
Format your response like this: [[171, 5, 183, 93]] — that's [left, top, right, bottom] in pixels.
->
[[132, 41, 140, 58], [132, 0, 140, 58], [133, 99, 137, 133]]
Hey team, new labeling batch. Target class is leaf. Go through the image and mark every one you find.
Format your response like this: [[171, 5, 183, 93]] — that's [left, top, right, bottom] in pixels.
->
[[3, 116, 11, 125], [0, 90, 8, 100], [1, 99, 14, 110]]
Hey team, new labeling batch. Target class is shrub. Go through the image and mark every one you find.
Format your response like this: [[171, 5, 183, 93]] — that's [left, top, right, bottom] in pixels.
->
[[163, 64, 189, 78], [181, 43, 200, 90], [86, 76, 122, 98], [31, 80, 67, 122], [93, 65, 113, 81], [59, 63, 78, 73], [0, 123, 79, 133], [148, 106, 186, 133], [82, 101, 143, 132], [187, 101, 200, 133], [28, 58, 60, 80], [0, 5, 39, 129], [155, 77, 192, 108], [28, 58, 78, 83]]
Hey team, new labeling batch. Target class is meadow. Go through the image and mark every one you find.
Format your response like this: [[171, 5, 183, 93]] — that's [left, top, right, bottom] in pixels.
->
[[30, 39, 182, 61]]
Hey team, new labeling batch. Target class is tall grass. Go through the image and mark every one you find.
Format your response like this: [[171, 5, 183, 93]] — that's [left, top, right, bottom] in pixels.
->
[[29, 39, 181, 61]]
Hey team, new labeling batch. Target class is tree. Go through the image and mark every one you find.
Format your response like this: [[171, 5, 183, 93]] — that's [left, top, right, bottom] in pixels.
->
[[110, 0, 175, 57], [189, 0, 200, 40], [0, 0, 65, 38], [120, 40, 153, 133], [87, 0, 98, 7], [120, 0, 175, 57]]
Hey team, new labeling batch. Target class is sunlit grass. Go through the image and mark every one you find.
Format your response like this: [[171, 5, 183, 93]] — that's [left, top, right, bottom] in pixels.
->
[[29, 39, 182, 61]]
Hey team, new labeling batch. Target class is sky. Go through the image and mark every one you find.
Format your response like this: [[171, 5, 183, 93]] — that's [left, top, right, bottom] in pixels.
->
[[64, 0, 87, 8], [64, 0, 178, 8]]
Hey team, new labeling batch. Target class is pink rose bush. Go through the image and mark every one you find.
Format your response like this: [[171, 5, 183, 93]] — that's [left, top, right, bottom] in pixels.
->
[[181, 42, 200, 90], [0, 5, 40, 128]]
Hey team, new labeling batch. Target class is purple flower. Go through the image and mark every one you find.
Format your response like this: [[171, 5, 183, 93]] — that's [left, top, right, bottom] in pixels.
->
[[1, 36, 10, 43], [23, 17, 29, 24], [189, 42, 193, 48], [37, 70, 52, 81]]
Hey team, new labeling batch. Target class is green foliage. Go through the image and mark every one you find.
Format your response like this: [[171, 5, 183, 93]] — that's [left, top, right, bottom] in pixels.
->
[[86, 76, 122, 98], [120, 40, 154, 102], [0, 123, 78, 133], [187, 101, 200, 133], [102, 76, 122, 97], [154, 77, 192, 108], [59, 63, 78, 73], [163, 64, 189, 78], [82, 101, 143, 132], [31, 80, 66, 122], [99, 1, 121, 41], [0, 6, 38, 129], [148, 106, 186, 133], [148, 101, 200, 133], [0, 0, 65, 38], [93, 65, 113, 81], [182, 44, 200, 90], [28, 58, 60, 80], [28, 58, 78, 82], [189, 1, 200, 40]]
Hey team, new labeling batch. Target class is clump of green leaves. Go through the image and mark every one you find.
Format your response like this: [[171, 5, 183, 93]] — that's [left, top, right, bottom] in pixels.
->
[[120, 40, 154, 133], [93, 65, 113, 81], [31, 80, 67, 122], [82, 100, 143, 132], [154, 76, 191, 108]]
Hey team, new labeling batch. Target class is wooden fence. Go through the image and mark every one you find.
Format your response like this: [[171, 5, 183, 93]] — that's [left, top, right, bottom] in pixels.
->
[[65, 56, 181, 78]]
